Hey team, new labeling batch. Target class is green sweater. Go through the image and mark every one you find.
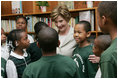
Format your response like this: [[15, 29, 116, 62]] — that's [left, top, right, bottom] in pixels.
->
[[1, 58, 7, 78], [100, 38, 117, 78], [72, 44, 98, 78], [22, 54, 80, 78], [26, 42, 42, 62], [9, 53, 31, 78]]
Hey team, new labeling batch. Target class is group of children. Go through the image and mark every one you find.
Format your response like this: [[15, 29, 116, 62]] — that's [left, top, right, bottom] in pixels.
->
[[1, 1, 117, 78]]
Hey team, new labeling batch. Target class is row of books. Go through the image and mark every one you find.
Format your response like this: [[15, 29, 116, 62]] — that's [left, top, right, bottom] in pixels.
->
[[1, 10, 97, 32], [1, 20, 16, 32]]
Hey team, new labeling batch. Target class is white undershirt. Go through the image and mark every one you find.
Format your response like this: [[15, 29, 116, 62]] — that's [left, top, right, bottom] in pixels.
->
[[95, 67, 101, 78], [1, 43, 9, 60]]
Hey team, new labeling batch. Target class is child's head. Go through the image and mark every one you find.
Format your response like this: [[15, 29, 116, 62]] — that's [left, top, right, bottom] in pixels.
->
[[34, 21, 48, 40], [1, 28, 6, 44], [37, 27, 58, 53], [7, 29, 30, 52], [93, 35, 111, 57], [16, 16, 28, 31], [74, 21, 91, 44], [97, 1, 117, 33]]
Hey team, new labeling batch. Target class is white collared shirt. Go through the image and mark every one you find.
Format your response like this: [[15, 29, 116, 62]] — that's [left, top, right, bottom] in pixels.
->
[[6, 51, 28, 78], [28, 34, 34, 43], [1, 43, 9, 60], [95, 67, 101, 78]]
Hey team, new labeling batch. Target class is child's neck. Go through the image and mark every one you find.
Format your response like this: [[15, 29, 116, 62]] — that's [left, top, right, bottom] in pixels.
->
[[109, 26, 117, 40], [42, 50, 56, 56], [14, 48, 24, 56], [79, 40, 90, 48]]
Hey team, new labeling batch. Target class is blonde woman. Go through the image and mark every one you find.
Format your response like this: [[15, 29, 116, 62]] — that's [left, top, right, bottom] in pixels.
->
[[51, 5, 76, 57]]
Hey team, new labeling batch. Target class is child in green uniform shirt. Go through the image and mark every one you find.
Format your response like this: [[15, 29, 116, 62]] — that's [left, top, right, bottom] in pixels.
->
[[97, 1, 117, 78], [22, 27, 80, 78], [72, 21, 98, 78], [92, 35, 111, 78], [26, 21, 48, 62]]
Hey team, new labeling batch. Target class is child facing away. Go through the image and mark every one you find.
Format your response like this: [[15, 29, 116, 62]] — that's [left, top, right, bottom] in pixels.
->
[[6, 29, 31, 78], [72, 21, 98, 78], [22, 27, 80, 78], [16, 16, 34, 43], [97, 1, 117, 78], [92, 35, 111, 78], [26, 21, 48, 62]]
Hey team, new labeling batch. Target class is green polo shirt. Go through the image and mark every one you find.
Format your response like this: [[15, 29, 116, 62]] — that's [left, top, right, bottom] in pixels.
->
[[100, 38, 117, 78], [22, 54, 80, 78], [72, 44, 98, 78]]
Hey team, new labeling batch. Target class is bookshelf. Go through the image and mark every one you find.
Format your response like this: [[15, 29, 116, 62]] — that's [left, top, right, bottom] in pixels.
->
[[1, 1, 101, 38]]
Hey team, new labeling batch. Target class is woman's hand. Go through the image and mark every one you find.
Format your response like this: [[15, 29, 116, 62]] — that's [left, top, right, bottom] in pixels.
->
[[88, 55, 100, 63]]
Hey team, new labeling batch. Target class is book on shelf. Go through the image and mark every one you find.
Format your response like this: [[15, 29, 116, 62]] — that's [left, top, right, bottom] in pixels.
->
[[79, 10, 95, 31], [1, 20, 16, 32], [11, 1, 22, 14]]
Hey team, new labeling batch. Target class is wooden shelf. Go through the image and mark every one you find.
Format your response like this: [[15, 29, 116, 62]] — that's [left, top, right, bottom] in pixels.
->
[[97, 31, 102, 33], [70, 7, 97, 12], [1, 7, 97, 17], [1, 13, 23, 17], [23, 12, 51, 16], [27, 32, 35, 34], [91, 31, 97, 33]]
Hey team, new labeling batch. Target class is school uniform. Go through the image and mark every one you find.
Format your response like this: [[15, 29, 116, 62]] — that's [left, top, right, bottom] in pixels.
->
[[100, 38, 117, 78], [26, 42, 42, 62], [57, 26, 77, 57], [28, 34, 34, 43], [22, 54, 80, 78], [72, 44, 98, 78], [1, 57, 7, 78], [6, 51, 31, 78]]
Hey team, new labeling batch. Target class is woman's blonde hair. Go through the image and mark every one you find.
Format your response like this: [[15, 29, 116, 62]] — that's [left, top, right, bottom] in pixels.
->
[[51, 5, 71, 22]]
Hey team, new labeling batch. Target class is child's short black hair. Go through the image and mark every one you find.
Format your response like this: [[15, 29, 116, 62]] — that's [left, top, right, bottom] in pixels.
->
[[7, 29, 25, 52], [96, 35, 111, 50], [78, 21, 91, 32], [16, 16, 29, 24], [98, 1, 117, 26], [34, 21, 48, 35], [37, 27, 58, 52]]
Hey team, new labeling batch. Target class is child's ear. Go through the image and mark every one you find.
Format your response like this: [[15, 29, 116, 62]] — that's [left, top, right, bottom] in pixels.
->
[[58, 40, 60, 47], [87, 31, 91, 38], [102, 15, 107, 25], [37, 42, 40, 48]]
